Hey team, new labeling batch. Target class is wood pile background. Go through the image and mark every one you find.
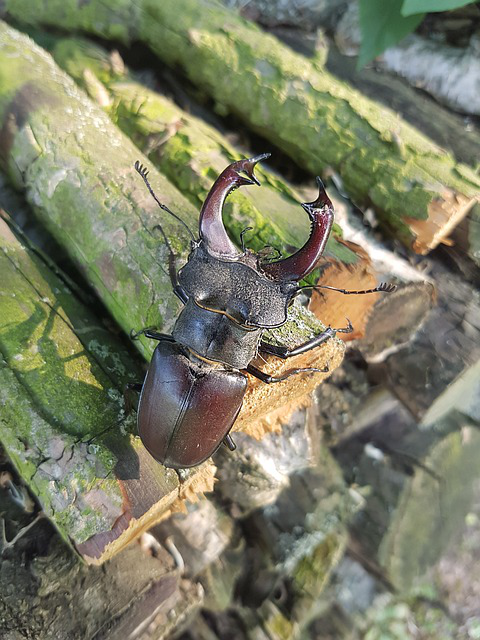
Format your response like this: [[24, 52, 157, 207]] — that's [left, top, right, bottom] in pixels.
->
[[0, 2, 478, 638]]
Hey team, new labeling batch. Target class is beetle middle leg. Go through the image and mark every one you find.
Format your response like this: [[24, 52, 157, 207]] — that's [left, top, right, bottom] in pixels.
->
[[259, 320, 353, 359], [130, 328, 175, 342]]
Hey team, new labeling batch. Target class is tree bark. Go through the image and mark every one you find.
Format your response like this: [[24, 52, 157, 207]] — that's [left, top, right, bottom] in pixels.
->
[[333, 389, 480, 592], [4, 1, 480, 253]]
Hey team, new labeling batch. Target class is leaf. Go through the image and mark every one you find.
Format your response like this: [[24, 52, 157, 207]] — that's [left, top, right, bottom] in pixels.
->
[[402, 0, 477, 15], [358, 0, 425, 68]]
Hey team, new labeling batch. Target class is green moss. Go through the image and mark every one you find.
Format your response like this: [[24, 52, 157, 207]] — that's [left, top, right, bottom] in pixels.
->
[[0, 360, 123, 546], [8, 0, 480, 247]]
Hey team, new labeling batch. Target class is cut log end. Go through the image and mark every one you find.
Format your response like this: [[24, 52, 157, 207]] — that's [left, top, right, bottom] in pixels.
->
[[237, 332, 345, 439], [309, 242, 379, 341], [407, 191, 478, 255], [77, 458, 217, 565]]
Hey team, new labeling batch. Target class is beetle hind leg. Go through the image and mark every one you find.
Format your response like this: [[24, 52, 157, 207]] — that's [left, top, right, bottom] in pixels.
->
[[124, 381, 143, 415], [223, 434, 237, 451]]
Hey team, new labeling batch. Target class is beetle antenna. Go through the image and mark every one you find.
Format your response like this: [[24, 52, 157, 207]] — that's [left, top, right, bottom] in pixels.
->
[[297, 282, 397, 295], [134, 161, 196, 242]]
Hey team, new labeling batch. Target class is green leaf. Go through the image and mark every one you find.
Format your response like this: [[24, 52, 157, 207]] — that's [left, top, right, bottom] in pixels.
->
[[358, 0, 425, 67], [402, 0, 476, 15]]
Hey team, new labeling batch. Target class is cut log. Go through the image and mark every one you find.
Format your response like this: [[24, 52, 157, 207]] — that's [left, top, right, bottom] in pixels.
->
[[215, 407, 317, 515], [312, 191, 436, 360], [0, 214, 217, 563], [229, 401, 352, 628], [332, 388, 480, 592], [40, 34, 380, 331], [4, 2, 480, 253], [376, 261, 480, 421], [324, 42, 480, 276]]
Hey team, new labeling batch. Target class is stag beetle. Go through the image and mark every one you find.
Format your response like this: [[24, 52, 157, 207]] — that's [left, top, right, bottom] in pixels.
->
[[128, 155, 394, 468]]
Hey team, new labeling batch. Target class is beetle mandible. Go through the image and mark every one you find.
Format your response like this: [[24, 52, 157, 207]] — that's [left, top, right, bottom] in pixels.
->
[[128, 155, 394, 468]]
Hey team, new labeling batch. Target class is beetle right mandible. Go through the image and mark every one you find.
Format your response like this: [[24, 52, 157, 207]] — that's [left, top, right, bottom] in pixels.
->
[[127, 155, 395, 469]]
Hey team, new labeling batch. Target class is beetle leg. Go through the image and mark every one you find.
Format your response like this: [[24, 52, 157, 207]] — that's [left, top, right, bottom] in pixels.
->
[[124, 382, 144, 414], [130, 328, 175, 342], [259, 320, 353, 359], [246, 363, 329, 384], [166, 241, 189, 304], [152, 224, 189, 304], [223, 434, 237, 451], [259, 327, 336, 359]]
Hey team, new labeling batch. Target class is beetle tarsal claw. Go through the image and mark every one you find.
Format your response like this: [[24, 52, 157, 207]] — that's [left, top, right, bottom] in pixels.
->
[[334, 318, 354, 334]]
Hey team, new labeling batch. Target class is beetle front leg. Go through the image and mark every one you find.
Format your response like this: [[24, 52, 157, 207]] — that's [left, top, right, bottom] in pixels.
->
[[259, 320, 352, 359], [164, 242, 189, 304], [246, 363, 329, 383], [130, 329, 175, 342]]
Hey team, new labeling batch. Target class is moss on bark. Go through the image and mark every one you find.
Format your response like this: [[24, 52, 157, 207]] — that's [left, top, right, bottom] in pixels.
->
[[0, 21, 198, 360], [0, 218, 133, 545]]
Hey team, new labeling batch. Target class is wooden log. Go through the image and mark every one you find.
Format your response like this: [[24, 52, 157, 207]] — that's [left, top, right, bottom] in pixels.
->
[[0, 214, 218, 563], [325, 43, 480, 277], [40, 34, 379, 330], [332, 388, 480, 592], [313, 190, 436, 360], [375, 262, 480, 421], [4, 2, 480, 254], [214, 407, 317, 516], [230, 402, 352, 624]]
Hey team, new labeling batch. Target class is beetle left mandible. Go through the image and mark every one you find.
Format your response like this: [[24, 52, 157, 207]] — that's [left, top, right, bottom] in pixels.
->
[[127, 155, 395, 469]]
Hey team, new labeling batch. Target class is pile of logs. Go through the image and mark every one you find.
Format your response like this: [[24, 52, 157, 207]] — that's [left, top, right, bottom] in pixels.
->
[[0, 3, 478, 638]]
